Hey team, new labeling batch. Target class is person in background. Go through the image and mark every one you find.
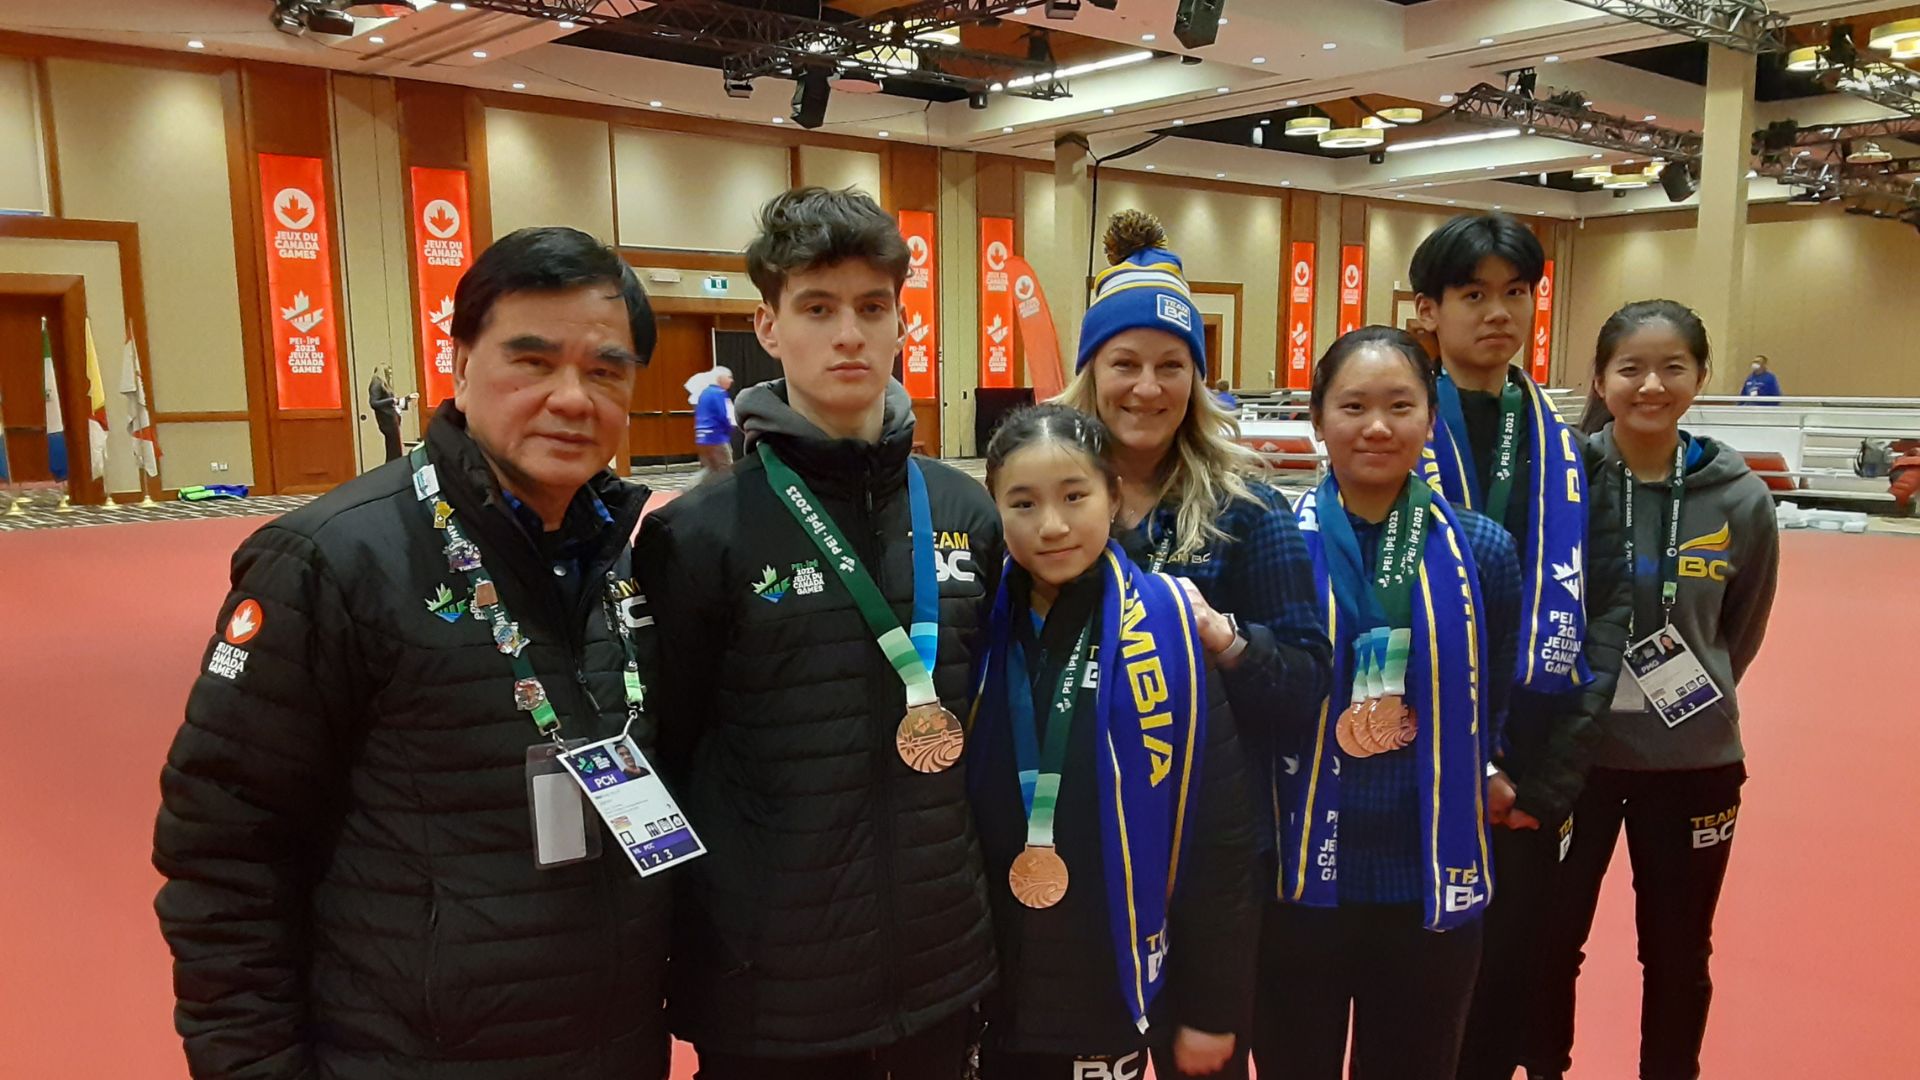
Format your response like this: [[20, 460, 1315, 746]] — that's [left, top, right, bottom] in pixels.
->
[[1405, 213, 1630, 1080], [1263, 326, 1521, 1079], [1212, 379, 1240, 412], [969, 404, 1256, 1080], [1530, 300, 1779, 1080], [153, 226, 672, 1078], [1739, 354, 1781, 403], [636, 187, 1000, 1080], [689, 365, 737, 484], [1056, 210, 1331, 1076]]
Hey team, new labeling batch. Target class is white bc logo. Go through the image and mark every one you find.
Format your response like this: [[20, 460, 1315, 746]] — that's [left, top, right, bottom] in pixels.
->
[[1156, 294, 1192, 331]]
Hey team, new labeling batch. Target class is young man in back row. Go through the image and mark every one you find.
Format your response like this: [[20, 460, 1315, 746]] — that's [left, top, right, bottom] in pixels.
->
[[1407, 214, 1631, 1080], [636, 187, 1000, 1078]]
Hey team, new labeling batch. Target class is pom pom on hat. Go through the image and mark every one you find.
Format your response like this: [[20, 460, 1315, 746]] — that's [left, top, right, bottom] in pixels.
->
[[1076, 210, 1209, 377]]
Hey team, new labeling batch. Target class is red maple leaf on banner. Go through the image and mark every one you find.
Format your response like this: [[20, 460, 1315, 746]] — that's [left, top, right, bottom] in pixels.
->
[[280, 192, 307, 219], [428, 206, 457, 234]]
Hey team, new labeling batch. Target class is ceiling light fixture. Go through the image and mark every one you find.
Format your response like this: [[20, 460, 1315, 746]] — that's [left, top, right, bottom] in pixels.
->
[[1438, 93, 1456, 104], [1544, 54, 1560, 63], [1002, 125, 1014, 133], [1252, 56, 1266, 64], [1642, 114, 1657, 121], [1849, 141, 1893, 163], [1172, 118, 1185, 125], [511, 81, 526, 89], [1103, 107, 1115, 114], [1379, 106, 1423, 125], [1216, 86, 1230, 93], [187, 39, 205, 48], [1141, 33, 1155, 42], [877, 130, 890, 138], [1867, 18, 1920, 50], [448, 1, 466, 9], [772, 116, 785, 124], [1319, 127, 1384, 149], [1145, 164, 1156, 170], [471, 50, 487, 59], [1216, 172, 1226, 178], [1385, 128, 1520, 153], [1281, 179, 1292, 186], [1479, 37, 1495, 45], [1322, 42, 1337, 51], [367, 35, 383, 44], [1785, 45, 1828, 72], [1285, 115, 1331, 137], [557, 20, 576, 29], [1003, 50, 1154, 90], [1286, 99, 1299, 107]]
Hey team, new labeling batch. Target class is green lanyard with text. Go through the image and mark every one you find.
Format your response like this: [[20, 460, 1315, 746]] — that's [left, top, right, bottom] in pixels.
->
[[1006, 619, 1091, 850], [1484, 381, 1525, 524]]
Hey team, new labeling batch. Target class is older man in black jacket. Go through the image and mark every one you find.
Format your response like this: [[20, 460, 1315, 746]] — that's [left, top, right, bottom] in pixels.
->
[[153, 227, 673, 1078]]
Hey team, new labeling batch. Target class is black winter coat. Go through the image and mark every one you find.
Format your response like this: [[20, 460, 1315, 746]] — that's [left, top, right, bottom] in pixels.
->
[[635, 384, 1001, 1058], [153, 408, 671, 1079]]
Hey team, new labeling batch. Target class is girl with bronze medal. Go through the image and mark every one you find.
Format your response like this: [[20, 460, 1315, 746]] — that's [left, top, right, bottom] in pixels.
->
[[1262, 328, 1524, 1080], [967, 405, 1259, 1079]]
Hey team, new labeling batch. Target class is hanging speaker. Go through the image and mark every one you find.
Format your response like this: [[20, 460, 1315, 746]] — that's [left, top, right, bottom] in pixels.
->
[[1659, 161, 1697, 203], [791, 70, 830, 130], [1174, 0, 1227, 49]]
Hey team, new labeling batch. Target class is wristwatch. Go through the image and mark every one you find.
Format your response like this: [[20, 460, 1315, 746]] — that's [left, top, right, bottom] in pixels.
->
[[1218, 612, 1248, 666]]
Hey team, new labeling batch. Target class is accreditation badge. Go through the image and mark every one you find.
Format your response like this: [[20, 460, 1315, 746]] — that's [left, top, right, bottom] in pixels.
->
[[526, 742, 601, 869], [1621, 623, 1724, 729], [558, 734, 705, 877]]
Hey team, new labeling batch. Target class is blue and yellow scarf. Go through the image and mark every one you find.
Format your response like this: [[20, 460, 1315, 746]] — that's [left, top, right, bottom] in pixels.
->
[[969, 541, 1206, 1033], [1282, 477, 1494, 931], [1426, 369, 1591, 693]]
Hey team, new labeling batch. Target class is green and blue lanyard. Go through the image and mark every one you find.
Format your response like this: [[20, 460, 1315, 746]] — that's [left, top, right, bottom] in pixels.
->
[[757, 443, 942, 709], [1005, 614, 1092, 856]]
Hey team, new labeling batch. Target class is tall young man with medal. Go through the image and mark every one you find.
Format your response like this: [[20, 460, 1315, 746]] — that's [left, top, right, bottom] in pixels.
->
[[637, 188, 1000, 1078], [1265, 328, 1521, 1078], [155, 228, 678, 1078], [1407, 215, 1632, 1080]]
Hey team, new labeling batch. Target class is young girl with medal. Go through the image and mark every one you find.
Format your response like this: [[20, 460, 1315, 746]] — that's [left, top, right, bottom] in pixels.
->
[[1261, 327, 1522, 1080], [1531, 301, 1779, 1080], [968, 404, 1258, 1080]]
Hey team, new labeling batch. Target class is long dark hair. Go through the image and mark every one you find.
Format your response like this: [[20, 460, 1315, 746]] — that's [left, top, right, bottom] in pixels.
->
[[985, 403, 1119, 496], [1309, 325, 1439, 421], [1579, 300, 1711, 434]]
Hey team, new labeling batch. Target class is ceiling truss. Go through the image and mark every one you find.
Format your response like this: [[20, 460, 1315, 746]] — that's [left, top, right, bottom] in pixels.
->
[[1555, 0, 1787, 54], [460, 0, 1067, 97]]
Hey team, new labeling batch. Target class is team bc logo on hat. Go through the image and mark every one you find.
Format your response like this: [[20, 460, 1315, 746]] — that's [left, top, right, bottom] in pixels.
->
[[1075, 210, 1209, 376]]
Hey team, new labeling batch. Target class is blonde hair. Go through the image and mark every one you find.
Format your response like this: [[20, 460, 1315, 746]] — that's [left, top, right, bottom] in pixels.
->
[[1055, 360, 1270, 562]]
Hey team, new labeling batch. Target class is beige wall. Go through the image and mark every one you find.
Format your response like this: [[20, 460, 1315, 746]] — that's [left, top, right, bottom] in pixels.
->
[[332, 74, 417, 473], [613, 127, 788, 252], [45, 59, 247, 428], [1024, 170, 1284, 390], [1365, 203, 1456, 331], [1569, 208, 1920, 397], [796, 145, 881, 202], [0, 56, 48, 213], [0, 237, 138, 491], [939, 150, 979, 456], [485, 107, 614, 242]]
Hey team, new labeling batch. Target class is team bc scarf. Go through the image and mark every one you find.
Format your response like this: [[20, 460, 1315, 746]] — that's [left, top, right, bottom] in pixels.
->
[[1283, 475, 1494, 931], [1425, 370, 1591, 693], [969, 541, 1206, 1032]]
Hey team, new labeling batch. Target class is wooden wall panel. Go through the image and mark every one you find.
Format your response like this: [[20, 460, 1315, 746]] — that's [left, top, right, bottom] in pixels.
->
[[975, 155, 1023, 388], [238, 63, 354, 494]]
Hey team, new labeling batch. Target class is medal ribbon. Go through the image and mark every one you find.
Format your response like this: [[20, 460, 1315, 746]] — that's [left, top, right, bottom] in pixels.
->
[[1005, 618, 1092, 850], [1317, 473, 1430, 701], [758, 444, 941, 707], [1620, 437, 1689, 637], [1435, 373, 1525, 521]]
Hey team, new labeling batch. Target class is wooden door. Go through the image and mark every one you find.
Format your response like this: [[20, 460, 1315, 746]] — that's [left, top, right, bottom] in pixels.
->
[[1202, 315, 1223, 386], [629, 313, 712, 464], [0, 294, 63, 482]]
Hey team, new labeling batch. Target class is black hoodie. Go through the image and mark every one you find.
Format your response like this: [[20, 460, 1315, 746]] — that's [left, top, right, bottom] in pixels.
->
[[635, 378, 1002, 1058]]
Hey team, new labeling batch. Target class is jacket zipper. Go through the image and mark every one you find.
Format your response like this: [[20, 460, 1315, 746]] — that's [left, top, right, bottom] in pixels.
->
[[861, 465, 909, 1042]]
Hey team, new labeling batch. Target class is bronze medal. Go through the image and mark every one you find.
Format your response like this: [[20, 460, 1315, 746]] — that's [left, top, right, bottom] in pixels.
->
[[1369, 695, 1407, 753], [1396, 705, 1419, 749], [1335, 702, 1373, 759], [1009, 844, 1070, 909], [896, 702, 964, 773]]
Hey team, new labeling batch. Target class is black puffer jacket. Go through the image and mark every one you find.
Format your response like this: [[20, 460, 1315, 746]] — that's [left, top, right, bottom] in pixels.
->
[[635, 380, 1000, 1058], [153, 407, 671, 1079]]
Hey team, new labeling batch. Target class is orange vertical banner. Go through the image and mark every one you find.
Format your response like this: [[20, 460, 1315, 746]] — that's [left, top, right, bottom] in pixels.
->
[[409, 167, 474, 407], [980, 216, 1015, 389], [1337, 244, 1365, 337], [1285, 241, 1316, 390], [259, 153, 342, 411], [1007, 255, 1064, 401], [897, 210, 938, 400], [1530, 258, 1555, 385]]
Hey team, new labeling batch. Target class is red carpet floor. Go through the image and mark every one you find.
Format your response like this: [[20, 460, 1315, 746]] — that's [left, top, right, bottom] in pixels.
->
[[1, 518, 1912, 1078]]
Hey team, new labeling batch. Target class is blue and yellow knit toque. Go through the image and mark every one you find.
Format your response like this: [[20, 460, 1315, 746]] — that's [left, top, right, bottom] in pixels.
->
[[1075, 210, 1208, 377]]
